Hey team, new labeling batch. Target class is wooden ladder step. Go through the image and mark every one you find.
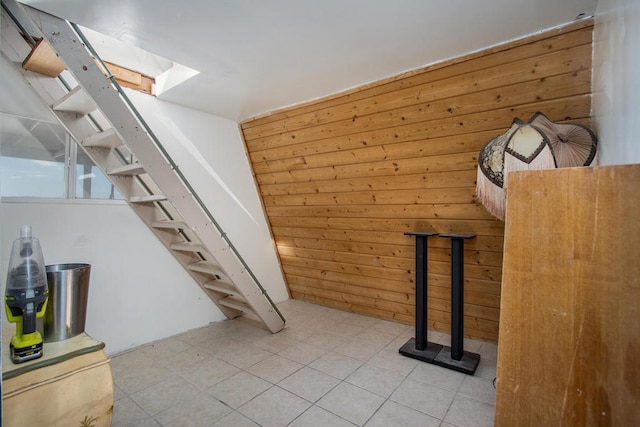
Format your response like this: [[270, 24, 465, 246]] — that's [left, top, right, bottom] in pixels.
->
[[203, 281, 239, 296], [108, 163, 145, 176], [129, 194, 166, 203], [83, 128, 123, 149], [217, 296, 252, 313], [52, 86, 96, 114], [187, 261, 223, 277], [151, 220, 188, 230], [170, 242, 205, 253]]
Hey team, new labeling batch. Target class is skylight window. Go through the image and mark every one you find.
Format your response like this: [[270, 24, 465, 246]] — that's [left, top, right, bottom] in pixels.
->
[[79, 26, 199, 96]]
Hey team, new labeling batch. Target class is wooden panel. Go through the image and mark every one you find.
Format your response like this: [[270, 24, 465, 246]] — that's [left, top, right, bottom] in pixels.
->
[[20, 39, 153, 94], [243, 20, 593, 130], [22, 38, 65, 77], [241, 20, 594, 343], [495, 165, 640, 425]]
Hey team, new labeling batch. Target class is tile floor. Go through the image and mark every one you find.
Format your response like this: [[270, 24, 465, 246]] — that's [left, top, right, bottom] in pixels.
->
[[110, 299, 497, 427]]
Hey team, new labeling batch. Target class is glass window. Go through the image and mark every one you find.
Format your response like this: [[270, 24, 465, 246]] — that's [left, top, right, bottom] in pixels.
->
[[0, 114, 122, 200], [75, 146, 121, 199]]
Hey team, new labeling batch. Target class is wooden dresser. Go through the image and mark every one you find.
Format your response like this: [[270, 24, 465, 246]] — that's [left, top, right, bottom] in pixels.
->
[[495, 165, 640, 426]]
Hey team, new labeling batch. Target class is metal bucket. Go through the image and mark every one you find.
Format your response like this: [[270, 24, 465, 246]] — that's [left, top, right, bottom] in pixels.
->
[[43, 263, 91, 342]]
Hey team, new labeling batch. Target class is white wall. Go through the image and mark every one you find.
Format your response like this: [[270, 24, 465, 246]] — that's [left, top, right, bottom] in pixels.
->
[[592, 0, 640, 165], [124, 90, 289, 304], [1, 54, 288, 355]]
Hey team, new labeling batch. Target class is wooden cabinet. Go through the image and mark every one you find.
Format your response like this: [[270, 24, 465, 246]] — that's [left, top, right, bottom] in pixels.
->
[[495, 165, 640, 426], [2, 331, 113, 427]]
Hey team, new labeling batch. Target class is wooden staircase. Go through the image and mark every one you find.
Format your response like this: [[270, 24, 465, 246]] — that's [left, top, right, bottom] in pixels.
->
[[1, 2, 285, 333]]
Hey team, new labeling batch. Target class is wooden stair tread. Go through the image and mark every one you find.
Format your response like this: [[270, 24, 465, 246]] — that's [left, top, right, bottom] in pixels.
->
[[187, 261, 223, 276], [203, 281, 239, 296], [217, 297, 252, 313], [108, 163, 145, 176], [151, 220, 188, 230], [52, 86, 96, 114], [170, 242, 205, 252], [83, 128, 123, 149], [129, 194, 166, 203]]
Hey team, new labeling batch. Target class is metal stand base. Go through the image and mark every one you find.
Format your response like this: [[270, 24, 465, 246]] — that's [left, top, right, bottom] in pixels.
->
[[399, 338, 443, 363], [433, 346, 481, 375], [399, 231, 482, 375]]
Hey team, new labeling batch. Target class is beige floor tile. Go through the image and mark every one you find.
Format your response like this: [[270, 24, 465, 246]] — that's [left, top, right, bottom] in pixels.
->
[[110, 396, 150, 427], [135, 418, 161, 427], [303, 331, 348, 350], [289, 405, 356, 427], [228, 321, 272, 343], [340, 313, 379, 328], [409, 361, 466, 392], [153, 392, 231, 426], [247, 353, 304, 383], [309, 351, 363, 379], [138, 336, 194, 362], [479, 341, 499, 361], [238, 386, 311, 427], [154, 346, 213, 371], [428, 330, 450, 345], [370, 319, 412, 336], [385, 333, 415, 351], [113, 383, 126, 402], [187, 339, 225, 358], [278, 366, 340, 402], [368, 349, 419, 376], [444, 395, 495, 427], [277, 322, 318, 341], [357, 328, 397, 349], [390, 377, 455, 419], [278, 341, 327, 364], [365, 400, 441, 427], [322, 321, 367, 339], [346, 362, 405, 397], [177, 356, 241, 389], [474, 358, 498, 380], [208, 371, 272, 409], [129, 374, 200, 415], [323, 309, 360, 323], [111, 351, 172, 394], [334, 338, 384, 361], [216, 342, 273, 369], [212, 411, 260, 427], [462, 338, 483, 353], [457, 375, 496, 405], [317, 382, 385, 426], [109, 300, 498, 426], [253, 331, 299, 353]]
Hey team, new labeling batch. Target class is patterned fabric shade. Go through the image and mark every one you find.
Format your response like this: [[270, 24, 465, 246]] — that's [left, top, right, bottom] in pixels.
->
[[476, 112, 597, 221]]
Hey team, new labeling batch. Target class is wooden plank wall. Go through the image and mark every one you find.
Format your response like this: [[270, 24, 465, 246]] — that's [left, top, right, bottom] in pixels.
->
[[240, 20, 593, 342]]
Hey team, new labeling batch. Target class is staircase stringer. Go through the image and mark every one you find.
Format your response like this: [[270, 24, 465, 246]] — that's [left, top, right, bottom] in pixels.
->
[[7, 4, 285, 333]]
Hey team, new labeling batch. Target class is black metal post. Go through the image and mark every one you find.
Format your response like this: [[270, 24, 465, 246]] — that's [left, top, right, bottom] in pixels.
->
[[399, 232, 443, 362], [449, 236, 466, 360], [433, 234, 481, 374]]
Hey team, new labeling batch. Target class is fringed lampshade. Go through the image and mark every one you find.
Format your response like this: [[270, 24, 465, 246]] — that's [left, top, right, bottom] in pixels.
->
[[476, 112, 597, 221], [529, 112, 597, 168]]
